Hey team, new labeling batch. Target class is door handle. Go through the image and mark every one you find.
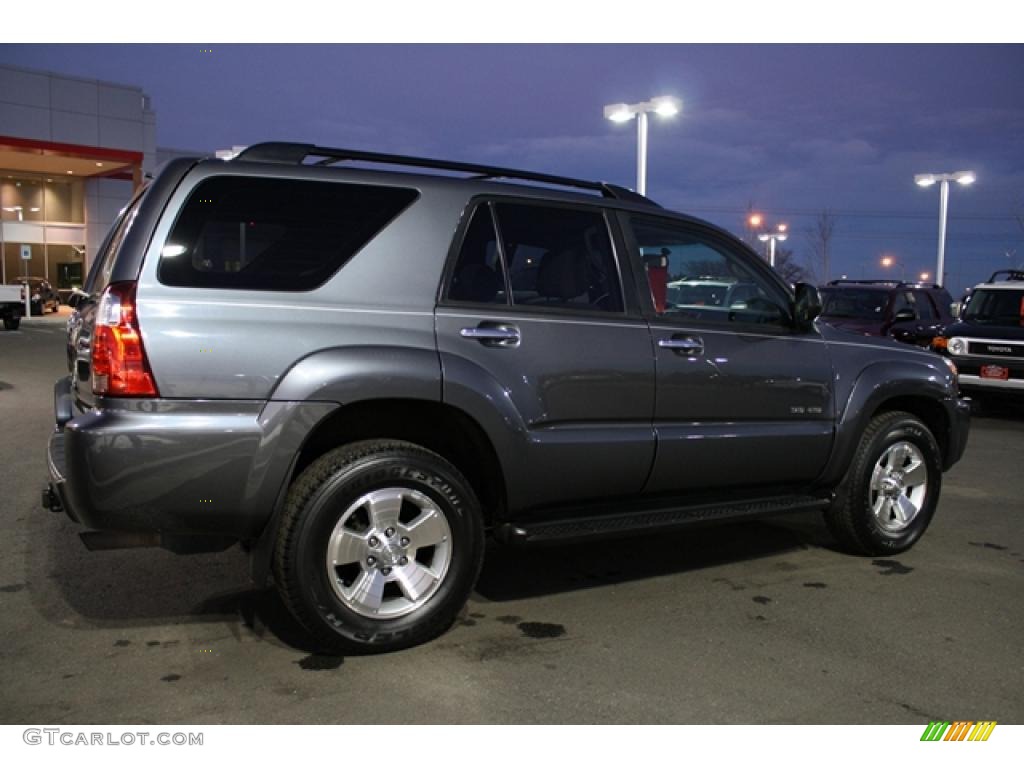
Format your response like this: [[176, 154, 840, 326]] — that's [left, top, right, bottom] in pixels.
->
[[658, 336, 704, 356], [460, 324, 521, 347]]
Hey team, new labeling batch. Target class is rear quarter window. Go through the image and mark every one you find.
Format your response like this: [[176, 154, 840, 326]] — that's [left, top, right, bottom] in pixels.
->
[[158, 176, 417, 291]]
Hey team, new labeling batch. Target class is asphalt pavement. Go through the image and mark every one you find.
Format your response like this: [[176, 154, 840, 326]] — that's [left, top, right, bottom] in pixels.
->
[[1, 309, 1021, 724]]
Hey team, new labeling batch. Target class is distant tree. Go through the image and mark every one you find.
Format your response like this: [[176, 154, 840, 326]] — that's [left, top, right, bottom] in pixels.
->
[[804, 209, 836, 284], [773, 246, 809, 285]]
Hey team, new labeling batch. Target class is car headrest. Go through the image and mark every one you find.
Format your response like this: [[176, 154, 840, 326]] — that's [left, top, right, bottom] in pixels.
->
[[537, 248, 587, 300]]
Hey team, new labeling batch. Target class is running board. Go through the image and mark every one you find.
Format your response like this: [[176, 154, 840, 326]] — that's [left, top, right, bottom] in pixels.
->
[[495, 495, 830, 546]]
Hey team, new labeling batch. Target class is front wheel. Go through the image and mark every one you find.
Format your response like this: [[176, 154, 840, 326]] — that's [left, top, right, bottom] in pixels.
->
[[273, 440, 484, 654], [3, 316, 19, 331], [825, 411, 942, 555]]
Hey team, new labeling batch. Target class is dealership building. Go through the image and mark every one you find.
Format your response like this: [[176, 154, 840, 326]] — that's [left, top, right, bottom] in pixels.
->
[[0, 63, 194, 292]]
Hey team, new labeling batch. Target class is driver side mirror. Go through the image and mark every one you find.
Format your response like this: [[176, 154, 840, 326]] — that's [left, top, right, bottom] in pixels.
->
[[67, 289, 89, 309], [793, 282, 822, 331], [950, 302, 961, 319]]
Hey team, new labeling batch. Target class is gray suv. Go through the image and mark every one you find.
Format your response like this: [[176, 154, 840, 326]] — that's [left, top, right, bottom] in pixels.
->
[[45, 143, 970, 653]]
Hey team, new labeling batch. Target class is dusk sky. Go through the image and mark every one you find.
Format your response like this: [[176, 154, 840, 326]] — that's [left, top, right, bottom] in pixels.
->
[[2, 43, 1021, 294]]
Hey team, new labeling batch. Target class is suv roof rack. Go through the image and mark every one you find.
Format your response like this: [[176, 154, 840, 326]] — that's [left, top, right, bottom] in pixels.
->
[[826, 279, 943, 289], [827, 279, 899, 286], [230, 142, 659, 207], [987, 269, 1024, 283]]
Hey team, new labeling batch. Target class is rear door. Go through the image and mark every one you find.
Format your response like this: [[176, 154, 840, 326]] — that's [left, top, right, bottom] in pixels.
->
[[620, 213, 835, 494], [435, 199, 656, 513]]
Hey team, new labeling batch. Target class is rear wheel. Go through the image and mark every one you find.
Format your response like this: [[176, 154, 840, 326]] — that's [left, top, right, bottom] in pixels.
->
[[826, 411, 942, 555], [3, 316, 19, 331], [273, 439, 484, 653]]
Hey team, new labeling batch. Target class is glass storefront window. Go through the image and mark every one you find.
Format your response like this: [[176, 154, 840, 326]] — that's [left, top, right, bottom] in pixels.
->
[[1, 174, 83, 222], [1, 242, 84, 286]]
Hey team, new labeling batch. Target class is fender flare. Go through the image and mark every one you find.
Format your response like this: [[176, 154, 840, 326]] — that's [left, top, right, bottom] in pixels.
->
[[817, 358, 956, 487]]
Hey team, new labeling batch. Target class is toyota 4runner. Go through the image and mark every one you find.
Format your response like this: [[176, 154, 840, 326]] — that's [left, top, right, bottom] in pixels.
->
[[44, 143, 970, 653]]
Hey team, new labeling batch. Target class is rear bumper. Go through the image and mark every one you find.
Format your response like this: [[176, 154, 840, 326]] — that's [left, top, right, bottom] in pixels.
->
[[46, 376, 335, 540]]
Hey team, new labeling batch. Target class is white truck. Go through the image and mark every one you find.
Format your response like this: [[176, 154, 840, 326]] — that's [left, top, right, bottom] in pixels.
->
[[0, 283, 26, 330]]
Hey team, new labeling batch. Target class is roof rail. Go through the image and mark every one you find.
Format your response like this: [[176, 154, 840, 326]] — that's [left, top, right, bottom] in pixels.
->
[[827, 279, 900, 286], [230, 142, 659, 207], [826, 279, 943, 289], [987, 269, 1024, 282]]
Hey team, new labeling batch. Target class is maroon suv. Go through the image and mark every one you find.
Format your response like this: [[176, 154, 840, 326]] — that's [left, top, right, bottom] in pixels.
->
[[818, 280, 955, 347]]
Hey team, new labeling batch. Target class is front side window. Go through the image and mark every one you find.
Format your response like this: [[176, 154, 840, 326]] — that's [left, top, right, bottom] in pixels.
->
[[891, 291, 914, 317], [629, 216, 790, 326], [963, 288, 1024, 326], [159, 176, 417, 291], [913, 291, 938, 321]]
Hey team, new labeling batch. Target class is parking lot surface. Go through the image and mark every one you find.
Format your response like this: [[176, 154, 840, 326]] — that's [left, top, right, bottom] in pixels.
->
[[1, 311, 1022, 724]]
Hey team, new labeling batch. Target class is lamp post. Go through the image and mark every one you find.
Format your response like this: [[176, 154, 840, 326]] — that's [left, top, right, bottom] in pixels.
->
[[758, 223, 788, 268], [603, 96, 682, 196], [914, 170, 975, 287]]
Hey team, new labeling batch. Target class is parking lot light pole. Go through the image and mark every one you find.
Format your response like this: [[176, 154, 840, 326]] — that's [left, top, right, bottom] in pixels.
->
[[604, 96, 682, 196], [758, 224, 788, 268], [914, 170, 975, 287]]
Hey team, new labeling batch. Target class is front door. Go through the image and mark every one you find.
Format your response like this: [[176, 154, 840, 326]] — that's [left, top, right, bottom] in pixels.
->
[[621, 213, 835, 494]]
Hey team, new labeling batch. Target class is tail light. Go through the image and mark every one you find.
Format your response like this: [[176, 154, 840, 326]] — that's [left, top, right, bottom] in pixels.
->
[[91, 281, 159, 397]]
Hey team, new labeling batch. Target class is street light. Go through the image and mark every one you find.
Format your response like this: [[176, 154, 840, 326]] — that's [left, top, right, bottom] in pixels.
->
[[914, 170, 975, 287], [880, 254, 906, 281], [758, 224, 789, 268], [920, 271, 931, 282], [603, 95, 682, 196]]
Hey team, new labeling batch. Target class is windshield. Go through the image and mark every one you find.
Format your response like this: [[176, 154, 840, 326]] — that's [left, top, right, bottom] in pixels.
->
[[962, 288, 1024, 326], [820, 289, 889, 319]]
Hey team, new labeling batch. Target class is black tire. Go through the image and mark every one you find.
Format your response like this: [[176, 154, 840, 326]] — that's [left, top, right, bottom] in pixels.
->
[[825, 411, 942, 555], [3, 316, 19, 331], [273, 439, 484, 654]]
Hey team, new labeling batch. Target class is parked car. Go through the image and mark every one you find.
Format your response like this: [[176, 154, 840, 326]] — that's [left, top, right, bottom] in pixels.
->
[[44, 143, 970, 654], [0, 282, 25, 330], [818, 280, 955, 347], [933, 269, 1024, 404], [9, 276, 59, 315]]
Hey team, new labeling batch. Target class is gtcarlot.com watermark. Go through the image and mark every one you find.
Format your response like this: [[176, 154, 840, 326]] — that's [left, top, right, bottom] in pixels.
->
[[23, 728, 203, 747]]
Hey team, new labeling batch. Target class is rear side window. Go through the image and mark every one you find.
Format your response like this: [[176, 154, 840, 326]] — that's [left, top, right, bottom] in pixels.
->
[[495, 203, 623, 313], [447, 205, 507, 305], [87, 193, 144, 295], [158, 176, 417, 291]]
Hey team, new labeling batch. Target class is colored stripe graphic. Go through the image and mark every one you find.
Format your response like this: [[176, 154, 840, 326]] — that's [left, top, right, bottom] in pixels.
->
[[968, 722, 997, 741], [945, 721, 973, 741], [921, 722, 950, 741], [920, 720, 996, 741]]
